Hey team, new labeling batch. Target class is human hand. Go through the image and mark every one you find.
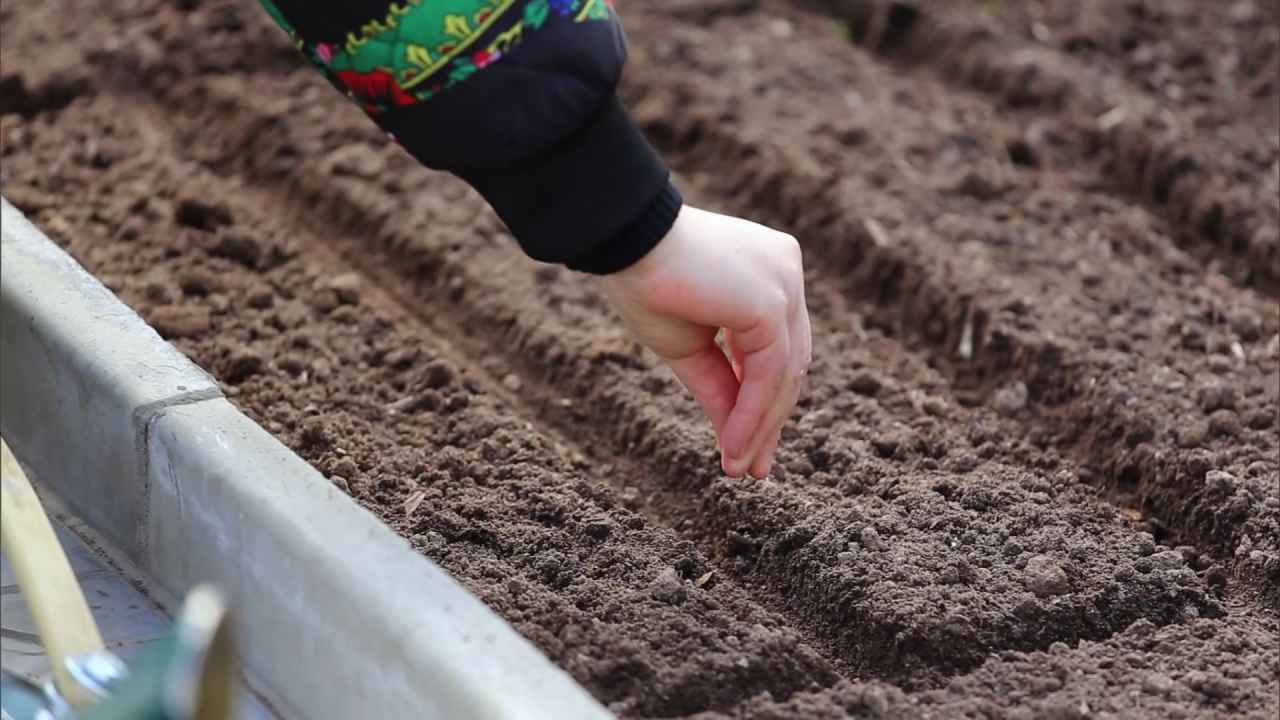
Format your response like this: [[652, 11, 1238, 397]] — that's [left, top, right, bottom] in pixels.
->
[[599, 205, 812, 478]]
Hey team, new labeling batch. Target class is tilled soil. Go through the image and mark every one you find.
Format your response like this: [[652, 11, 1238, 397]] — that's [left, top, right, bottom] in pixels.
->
[[2, 0, 1277, 717]]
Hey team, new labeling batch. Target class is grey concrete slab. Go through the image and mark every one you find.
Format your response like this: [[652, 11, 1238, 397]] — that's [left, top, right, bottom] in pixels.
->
[[0, 199, 220, 560], [147, 399, 612, 720]]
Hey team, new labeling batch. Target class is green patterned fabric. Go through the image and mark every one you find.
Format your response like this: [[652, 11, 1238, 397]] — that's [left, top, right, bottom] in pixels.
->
[[259, 0, 614, 111]]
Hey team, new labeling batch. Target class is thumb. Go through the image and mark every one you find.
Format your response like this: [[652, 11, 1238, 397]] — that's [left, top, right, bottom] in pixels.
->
[[665, 342, 741, 441]]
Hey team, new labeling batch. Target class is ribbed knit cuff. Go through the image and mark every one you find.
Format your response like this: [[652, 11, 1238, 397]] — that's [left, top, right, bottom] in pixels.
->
[[567, 179, 682, 275], [458, 96, 680, 275]]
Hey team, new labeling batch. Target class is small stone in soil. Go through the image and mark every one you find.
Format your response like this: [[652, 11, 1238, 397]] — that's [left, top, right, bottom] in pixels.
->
[[326, 273, 362, 305], [1177, 421, 1208, 448], [1204, 469, 1237, 493], [922, 396, 947, 417], [332, 457, 358, 478], [1149, 550, 1185, 570], [174, 197, 233, 231], [860, 526, 886, 551], [309, 288, 339, 314], [1230, 307, 1263, 341], [330, 475, 350, 493], [1196, 382, 1237, 412], [311, 358, 332, 380], [300, 422, 332, 451], [1246, 409, 1274, 430], [1206, 354, 1235, 374], [726, 530, 757, 556], [384, 346, 419, 369], [211, 230, 261, 268], [424, 360, 454, 389], [502, 373, 523, 392], [247, 288, 274, 309], [277, 355, 306, 377], [224, 349, 264, 383], [1207, 409, 1241, 438], [871, 433, 901, 458], [150, 306, 210, 339], [582, 517, 613, 540], [1024, 554, 1070, 597], [143, 281, 174, 305], [117, 218, 143, 241], [649, 567, 687, 605], [1134, 532, 1156, 557], [993, 380, 1028, 415], [849, 371, 881, 396], [177, 270, 216, 297], [859, 686, 892, 716]]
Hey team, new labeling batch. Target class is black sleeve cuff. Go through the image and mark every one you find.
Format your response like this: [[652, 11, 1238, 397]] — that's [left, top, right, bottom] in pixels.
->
[[456, 96, 681, 275], [567, 177, 681, 274]]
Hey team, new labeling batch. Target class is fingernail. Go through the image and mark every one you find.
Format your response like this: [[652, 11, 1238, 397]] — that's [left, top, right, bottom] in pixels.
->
[[723, 456, 745, 478]]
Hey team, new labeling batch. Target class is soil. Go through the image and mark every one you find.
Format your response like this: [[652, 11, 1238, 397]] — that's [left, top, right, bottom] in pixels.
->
[[2, 0, 1277, 717]]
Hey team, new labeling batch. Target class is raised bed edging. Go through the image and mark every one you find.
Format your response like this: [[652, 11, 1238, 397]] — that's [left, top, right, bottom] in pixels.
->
[[0, 200, 221, 558], [0, 198, 612, 720]]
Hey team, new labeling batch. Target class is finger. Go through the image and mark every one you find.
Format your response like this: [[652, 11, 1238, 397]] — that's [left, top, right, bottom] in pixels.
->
[[793, 286, 813, 373], [749, 429, 782, 479], [742, 295, 810, 476], [666, 343, 741, 441], [740, 370, 802, 478], [725, 329, 746, 382], [720, 328, 790, 477]]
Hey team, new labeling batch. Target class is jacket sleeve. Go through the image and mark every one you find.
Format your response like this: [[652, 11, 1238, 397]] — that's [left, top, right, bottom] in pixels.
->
[[259, 0, 681, 274]]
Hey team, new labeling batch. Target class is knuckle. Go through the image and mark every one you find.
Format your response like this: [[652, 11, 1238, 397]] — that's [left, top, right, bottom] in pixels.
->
[[759, 287, 789, 319], [778, 234, 803, 272], [774, 235, 805, 304]]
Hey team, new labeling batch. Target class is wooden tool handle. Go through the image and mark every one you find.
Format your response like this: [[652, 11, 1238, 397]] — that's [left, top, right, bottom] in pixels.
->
[[1, 437, 105, 708]]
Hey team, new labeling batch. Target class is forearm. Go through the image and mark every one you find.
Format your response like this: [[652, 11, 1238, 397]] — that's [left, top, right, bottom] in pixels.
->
[[258, 0, 680, 273]]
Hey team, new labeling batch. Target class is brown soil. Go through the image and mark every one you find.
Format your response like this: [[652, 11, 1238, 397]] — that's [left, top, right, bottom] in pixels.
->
[[2, 0, 1277, 717]]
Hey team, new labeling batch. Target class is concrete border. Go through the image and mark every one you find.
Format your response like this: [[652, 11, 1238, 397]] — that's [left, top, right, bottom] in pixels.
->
[[0, 198, 613, 720]]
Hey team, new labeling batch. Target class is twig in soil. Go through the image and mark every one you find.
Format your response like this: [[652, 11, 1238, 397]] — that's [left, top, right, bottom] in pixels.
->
[[387, 395, 430, 414], [403, 490, 426, 517], [890, 152, 924, 186], [957, 303, 975, 361], [1231, 341, 1247, 365], [1097, 105, 1128, 131], [862, 217, 892, 248], [852, 314, 869, 342]]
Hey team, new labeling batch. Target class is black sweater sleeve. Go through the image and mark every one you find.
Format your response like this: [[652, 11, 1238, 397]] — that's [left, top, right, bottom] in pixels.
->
[[259, 0, 680, 274]]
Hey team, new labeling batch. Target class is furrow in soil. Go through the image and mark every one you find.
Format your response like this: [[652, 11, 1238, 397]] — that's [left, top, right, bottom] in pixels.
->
[[794, 0, 1280, 295], [618, 3, 1280, 610], [687, 606, 1280, 719], [0, 93, 864, 717], [67, 60, 1236, 686]]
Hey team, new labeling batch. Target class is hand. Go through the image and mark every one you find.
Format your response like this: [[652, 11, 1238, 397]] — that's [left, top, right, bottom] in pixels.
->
[[599, 205, 812, 478]]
